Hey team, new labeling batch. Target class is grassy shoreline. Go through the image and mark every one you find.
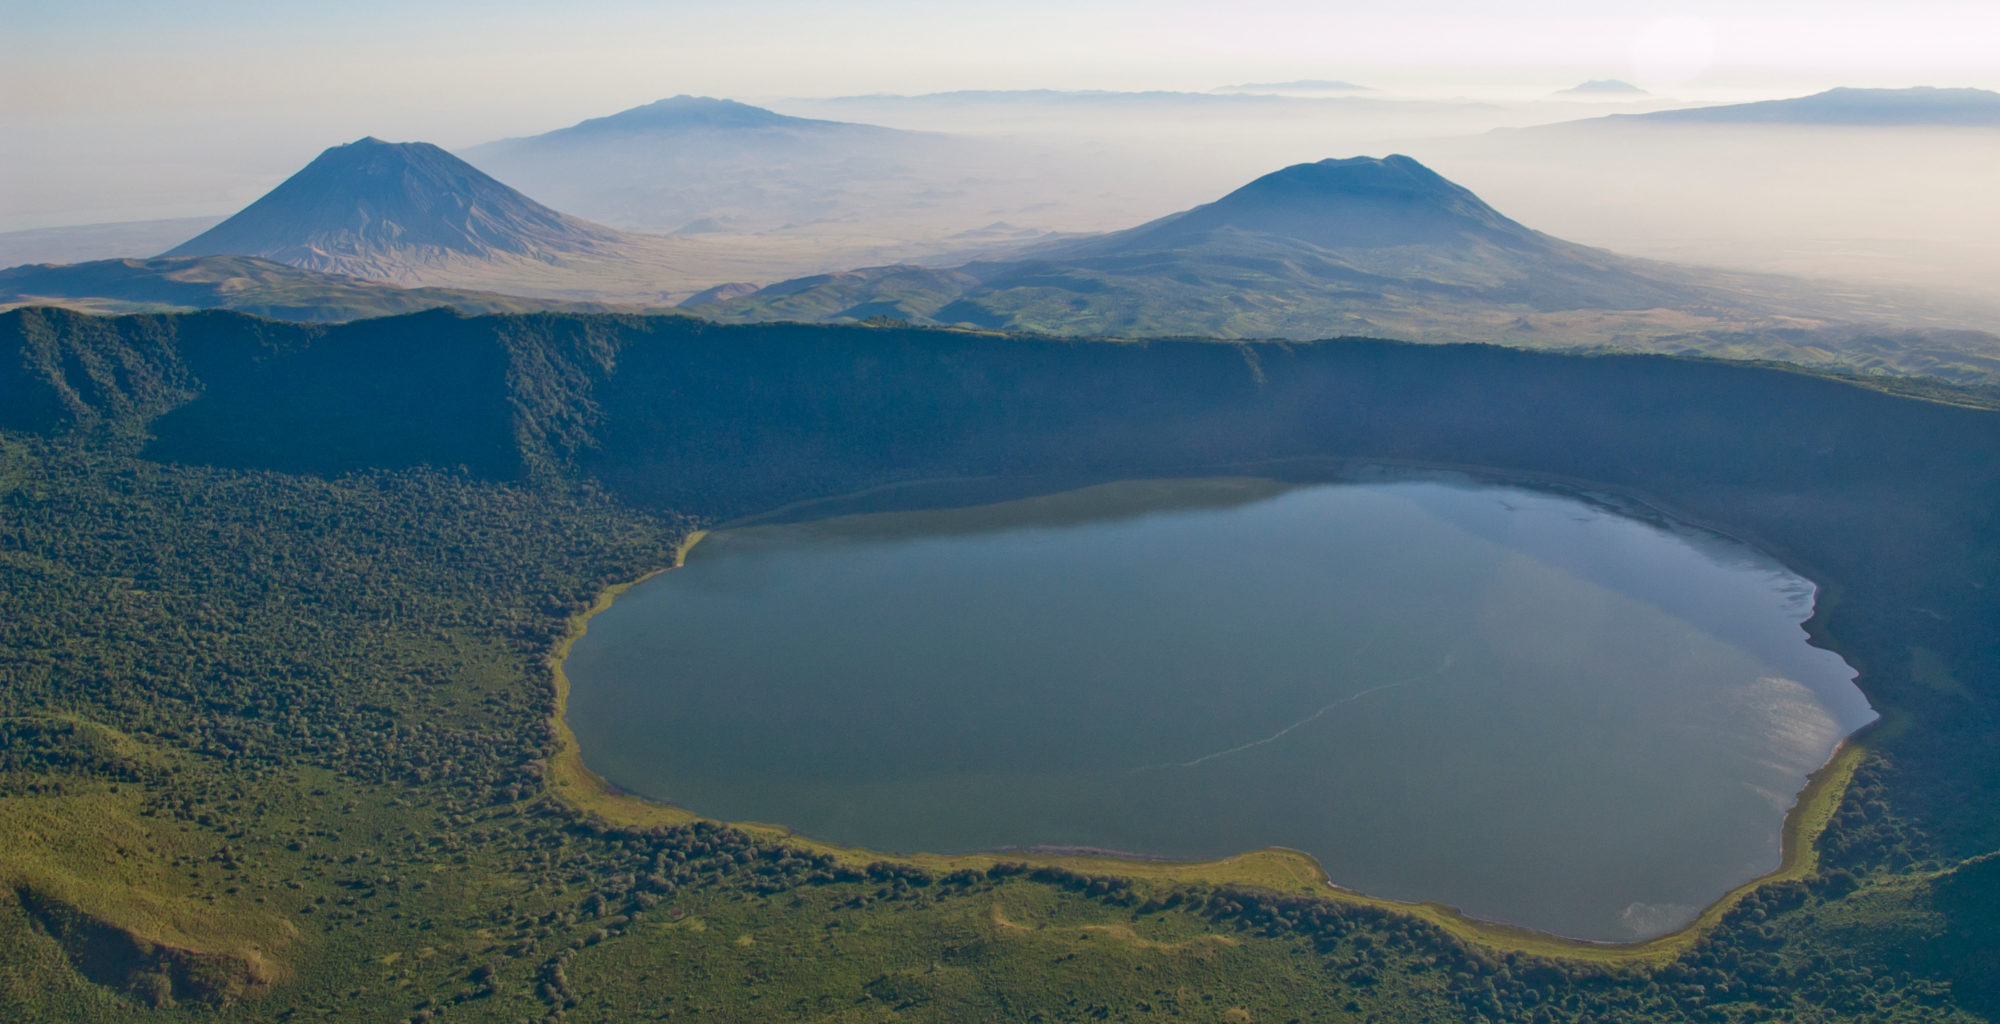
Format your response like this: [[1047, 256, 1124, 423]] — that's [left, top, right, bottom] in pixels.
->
[[544, 529, 706, 830], [542, 503, 1874, 966]]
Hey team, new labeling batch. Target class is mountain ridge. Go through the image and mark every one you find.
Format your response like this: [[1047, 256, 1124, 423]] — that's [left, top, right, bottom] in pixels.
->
[[1213, 80, 1374, 94], [1575, 86, 2000, 127]]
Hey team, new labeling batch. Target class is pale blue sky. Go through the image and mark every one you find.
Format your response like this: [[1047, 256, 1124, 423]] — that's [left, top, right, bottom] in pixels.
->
[[9, 0, 1995, 116], [3, 0, 1995, 228]]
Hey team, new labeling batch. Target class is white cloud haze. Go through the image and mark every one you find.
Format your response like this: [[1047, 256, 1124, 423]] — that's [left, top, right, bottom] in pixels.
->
[[2, 0, 1996, 278]]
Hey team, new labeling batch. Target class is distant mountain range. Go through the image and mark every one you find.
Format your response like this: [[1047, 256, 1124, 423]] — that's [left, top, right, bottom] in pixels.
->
[[778, 88, 1503, 149], [802, 88, 1469, 113], [1213, 80, 1373, 94], [1573, 87, 2000, 127]]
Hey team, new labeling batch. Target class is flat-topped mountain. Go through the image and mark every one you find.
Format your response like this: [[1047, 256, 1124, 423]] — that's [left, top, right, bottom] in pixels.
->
[[495, 94, 883, 140], [164, 137, 635, 282], [1595, 87, 2000, 126], [460, 96, 953, 235]]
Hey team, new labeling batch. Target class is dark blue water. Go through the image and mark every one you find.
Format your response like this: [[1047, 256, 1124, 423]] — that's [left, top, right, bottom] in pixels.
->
[[564, 474, 1874, 940]]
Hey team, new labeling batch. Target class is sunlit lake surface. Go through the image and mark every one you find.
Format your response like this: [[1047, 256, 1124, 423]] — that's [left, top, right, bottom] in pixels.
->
[[564, 473, 1876, 940]]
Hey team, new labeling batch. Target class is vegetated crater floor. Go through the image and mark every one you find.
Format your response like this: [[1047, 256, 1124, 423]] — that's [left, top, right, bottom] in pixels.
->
[[564, 468, 1877, 942]]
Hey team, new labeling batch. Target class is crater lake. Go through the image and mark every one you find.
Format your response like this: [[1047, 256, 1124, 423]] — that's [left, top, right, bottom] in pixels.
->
[[563, 472, 1877, 941]]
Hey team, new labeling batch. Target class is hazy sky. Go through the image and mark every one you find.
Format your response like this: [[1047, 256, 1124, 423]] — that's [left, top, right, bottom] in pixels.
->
[[4, 0, 1997, 228]]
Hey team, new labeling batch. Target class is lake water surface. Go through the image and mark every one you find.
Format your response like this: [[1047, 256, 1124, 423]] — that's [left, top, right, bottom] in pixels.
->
[[564, 473, 1875, 940]]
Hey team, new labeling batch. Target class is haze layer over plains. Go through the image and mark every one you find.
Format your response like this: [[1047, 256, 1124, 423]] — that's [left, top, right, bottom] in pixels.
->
[[6, 1, 1998, 302]]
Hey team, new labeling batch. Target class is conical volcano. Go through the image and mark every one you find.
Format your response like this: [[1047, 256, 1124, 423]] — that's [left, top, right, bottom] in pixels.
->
[[165, 137, 634, 282]]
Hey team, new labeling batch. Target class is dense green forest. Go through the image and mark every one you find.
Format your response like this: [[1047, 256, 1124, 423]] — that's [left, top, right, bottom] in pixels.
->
[[2, 305, 1998, 1021]]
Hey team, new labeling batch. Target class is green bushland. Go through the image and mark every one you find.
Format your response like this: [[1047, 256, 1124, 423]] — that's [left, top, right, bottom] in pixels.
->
[[1, 305, 1997, 1022]]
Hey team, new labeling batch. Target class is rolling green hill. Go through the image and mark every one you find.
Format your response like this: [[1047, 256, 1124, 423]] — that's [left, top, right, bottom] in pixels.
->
[[3, 306, 1999, 1021]]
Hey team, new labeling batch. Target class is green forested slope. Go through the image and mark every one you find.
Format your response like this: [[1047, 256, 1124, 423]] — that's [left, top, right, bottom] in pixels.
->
[[2, 306, 1997, 1021], [0, 256, 639, 324]]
